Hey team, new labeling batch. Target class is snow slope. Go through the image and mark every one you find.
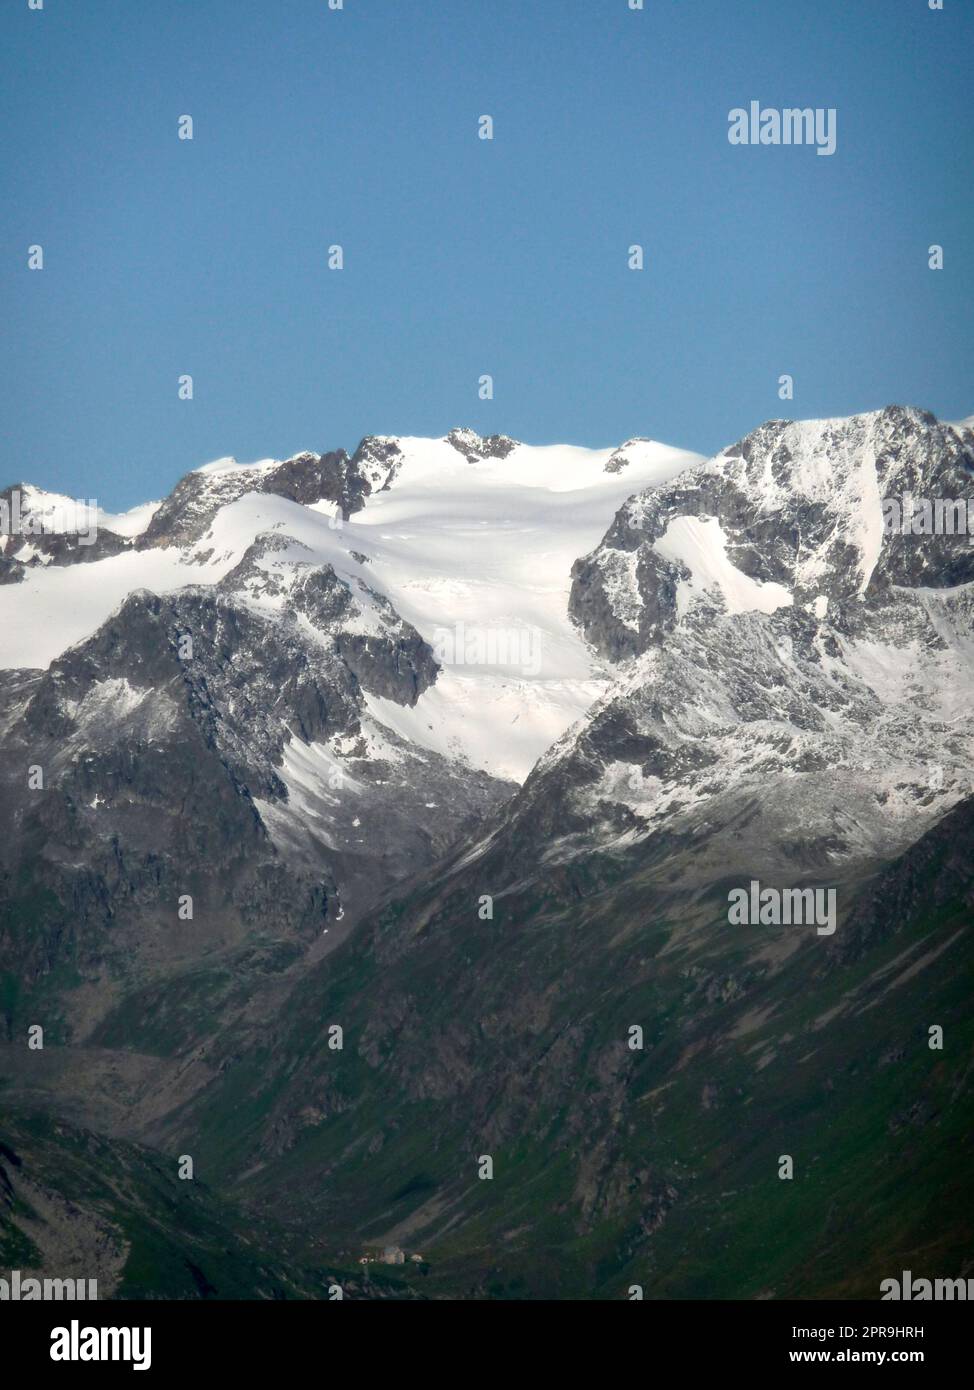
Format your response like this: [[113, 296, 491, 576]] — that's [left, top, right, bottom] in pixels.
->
[[2, 484, 161, 539], [0, 433, 702, 782], [653, 515, 793, 618], [330, 437, 700, 778]]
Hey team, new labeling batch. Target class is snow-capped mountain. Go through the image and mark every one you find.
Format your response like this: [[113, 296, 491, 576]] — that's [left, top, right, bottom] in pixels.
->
[[0, 427, 702, 990], [0, 428, 702, 780], [435, 406, 974, 903], [571, 405, 974, 659], [2, 404, 973, 1300], [170, 405, 970, 1299], [4, 407, 972, 952]]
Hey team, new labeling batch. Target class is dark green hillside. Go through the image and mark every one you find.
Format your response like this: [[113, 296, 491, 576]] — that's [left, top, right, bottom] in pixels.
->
[[162, 798, 974, 1299]]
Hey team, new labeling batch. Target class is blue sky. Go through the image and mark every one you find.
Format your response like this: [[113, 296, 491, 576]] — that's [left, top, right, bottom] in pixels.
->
[[2, 0, 971, 509]]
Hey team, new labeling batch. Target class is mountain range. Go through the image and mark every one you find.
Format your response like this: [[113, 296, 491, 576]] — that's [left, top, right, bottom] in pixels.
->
[[1, 406, 972, 1299]]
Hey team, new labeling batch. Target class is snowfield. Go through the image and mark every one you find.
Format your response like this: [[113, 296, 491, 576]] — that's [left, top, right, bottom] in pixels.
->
[[0, 432, 701, 782]]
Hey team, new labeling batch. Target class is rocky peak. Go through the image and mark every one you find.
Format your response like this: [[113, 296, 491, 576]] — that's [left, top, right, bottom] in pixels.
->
[[570, 405, 974, 662], [603, 438, 655, 474], [348, 435, 404, 496], [139, 450, 353, 549], [214, 530, 439, 708], [444, 428, 519, 463], [0, 482, 127, 582]]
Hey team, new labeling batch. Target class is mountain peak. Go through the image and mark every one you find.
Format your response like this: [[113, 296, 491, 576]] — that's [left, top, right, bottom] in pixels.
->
[[571, 403, 974, 662], [444, 427, 519, 462]]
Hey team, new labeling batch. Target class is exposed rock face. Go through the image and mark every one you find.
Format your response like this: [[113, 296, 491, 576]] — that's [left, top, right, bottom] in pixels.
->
[[498, 585, 974, 895], [216, 534, 440, 707], [0, 546, 502, 1043], [348, 436, 405, 498], [570, 406, 974, 660], [0, 586, 347, 1001], [288, 565, 439, 706], [139, 451, 354, 548], [0, 484, 129, 583], [511, 410, 974, 897], [570, 545, 684, 661], [444, 428, 519, 463]]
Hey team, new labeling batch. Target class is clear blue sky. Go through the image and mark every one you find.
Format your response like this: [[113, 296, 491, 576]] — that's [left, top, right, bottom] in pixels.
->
[[2, 0, 971, 509]]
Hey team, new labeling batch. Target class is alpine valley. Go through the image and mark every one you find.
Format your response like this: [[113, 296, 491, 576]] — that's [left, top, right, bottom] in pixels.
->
[[1, 407, 972, 1300]]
